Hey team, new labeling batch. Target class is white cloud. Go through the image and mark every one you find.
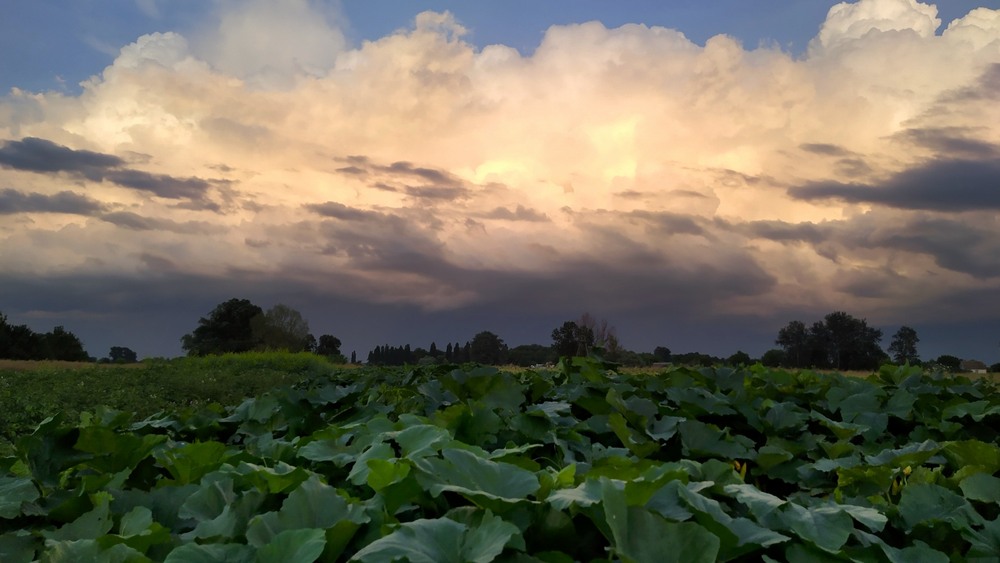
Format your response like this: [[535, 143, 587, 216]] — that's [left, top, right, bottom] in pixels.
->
[[813, 0, 941, 52], [191, 0, 347, 88]]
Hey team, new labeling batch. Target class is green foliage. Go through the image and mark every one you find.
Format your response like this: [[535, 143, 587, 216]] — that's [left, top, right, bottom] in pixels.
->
[[777, 312, 886, 370], [181, 298, 264, 356], [0, 313, 89, 362], [2, 358, 1000, 561]]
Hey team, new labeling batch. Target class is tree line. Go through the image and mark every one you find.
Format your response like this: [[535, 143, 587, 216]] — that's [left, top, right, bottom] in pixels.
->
[[0, 313, 89, 362], [3, 301, 997, 372]]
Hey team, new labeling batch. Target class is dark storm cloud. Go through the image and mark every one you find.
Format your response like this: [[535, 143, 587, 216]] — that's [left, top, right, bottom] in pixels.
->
[[0, 188, 105, 215], [629, 210, 706, 236], [304, 201, 381, 221], [0, 137, 223, 208], [893, 127, 999, 159], [335, 166, 366, 175], [100, 211, 225, 234], [739, 219, 828, 245], [788, 158, 1000, 211], [0, 137, 123, 176], [862, 217, 1000, 279], [332, 154, 475, 199], [800, 143, 853, 157], [383, 161, 455, 185], [404, 185, 470, 200], [103, 169, 213, 200], [481, 205, 549, 222]]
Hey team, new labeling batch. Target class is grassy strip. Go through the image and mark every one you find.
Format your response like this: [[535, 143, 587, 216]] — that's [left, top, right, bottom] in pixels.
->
[[0, 351, 340, 454]]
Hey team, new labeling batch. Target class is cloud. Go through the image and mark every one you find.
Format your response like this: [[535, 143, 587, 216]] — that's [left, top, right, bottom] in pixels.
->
[[0, 137, 223, 207], [813, 0, 941, 52], [481, 205, 549, 222], [2, 1, 1000, 359], [191, 0, 347, 88], [0, 137, 123, 177], [789, 158, 1000, 211], [0, 189, 106, 215]]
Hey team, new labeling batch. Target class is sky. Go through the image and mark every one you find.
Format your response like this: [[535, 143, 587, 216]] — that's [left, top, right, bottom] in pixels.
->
[[2, 0, 1000, 364]]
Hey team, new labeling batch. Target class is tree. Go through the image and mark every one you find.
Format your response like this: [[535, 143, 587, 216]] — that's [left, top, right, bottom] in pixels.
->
[[935, 355, 962, 373], [41, 326, 89, 361], [578, 313, 622, 359], [508, 344, 555, 367], [551, 321, 594, 358], [181, 298, 264, 356], [990, 362, 1000, 373], [470, 331, 507, 365], [315, 334, 343, 359], [652, 346, 672, 363], [775, 312, 885, 370], [761, 349, 785, 367], [252, 304, 311, 352], [727, 350, 752, 366], [108, 346, 138, 363], [776, 320, 809, 368], [888, 326, 920, 364]]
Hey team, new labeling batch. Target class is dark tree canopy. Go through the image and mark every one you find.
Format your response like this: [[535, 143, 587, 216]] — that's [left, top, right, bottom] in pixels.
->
[[108, 346, 138, 363], [652, 346, 672, 363], [252, 304, 312, 352], [935, 355, 962, 373], [181, 298, 264, 356], [551, 321, 594, 358], [507, 344, 554, 367], [315, 334, 342, 358], [888, 326, 920, 364], [775, 312, 885, 370], [0, 313, 89, 361], [470, 331, 507, 365]]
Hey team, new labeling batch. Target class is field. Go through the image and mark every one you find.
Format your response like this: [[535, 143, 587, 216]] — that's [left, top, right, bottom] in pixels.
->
[[1, 354, 1000, 561]]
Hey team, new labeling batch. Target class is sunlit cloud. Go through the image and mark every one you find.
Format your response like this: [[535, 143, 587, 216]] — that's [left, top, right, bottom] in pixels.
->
[[2, 0, 1000, 358]]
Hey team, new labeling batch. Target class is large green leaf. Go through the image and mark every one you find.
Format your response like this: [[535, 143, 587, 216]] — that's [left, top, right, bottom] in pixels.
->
[[256, 528, 326, 563], [960, 473, 1000, 503], [0, 531, 35, 563], [42, 491, 113, 541], [415, 448, 540, 504], [245, 474, 367, 548], [779, 503, 853, 553], [602, 479, 720, 563], [351, 511, 520, 563], [898, 483, 984, 531], [0, 477, 39, 519], [156, 441, 231, 485], [40, 540, 149, 563], [162, 542, 255, 563]]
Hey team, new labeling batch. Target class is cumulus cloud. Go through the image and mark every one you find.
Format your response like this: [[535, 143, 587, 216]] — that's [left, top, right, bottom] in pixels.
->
[[2, 0, 1000, 357]]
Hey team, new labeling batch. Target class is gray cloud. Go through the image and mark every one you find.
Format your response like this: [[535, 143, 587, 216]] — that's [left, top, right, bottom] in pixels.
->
[[0, 137, 123, 177], [893, 127, 999, 159], [800, 143, 853, 157], [404, 185, 470, 200], [0, 188, 106, 215], [739, 219, 828, 245], [103, 169, 213, 200], [304, 201, 381, 221], [481, 205, 549, 222], [864, 217, 1000, 280], [0, 137, 222, 207], [100, 211, 226, 234], [788, 158, 1000, 211], [629, 210, 707, 237]]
